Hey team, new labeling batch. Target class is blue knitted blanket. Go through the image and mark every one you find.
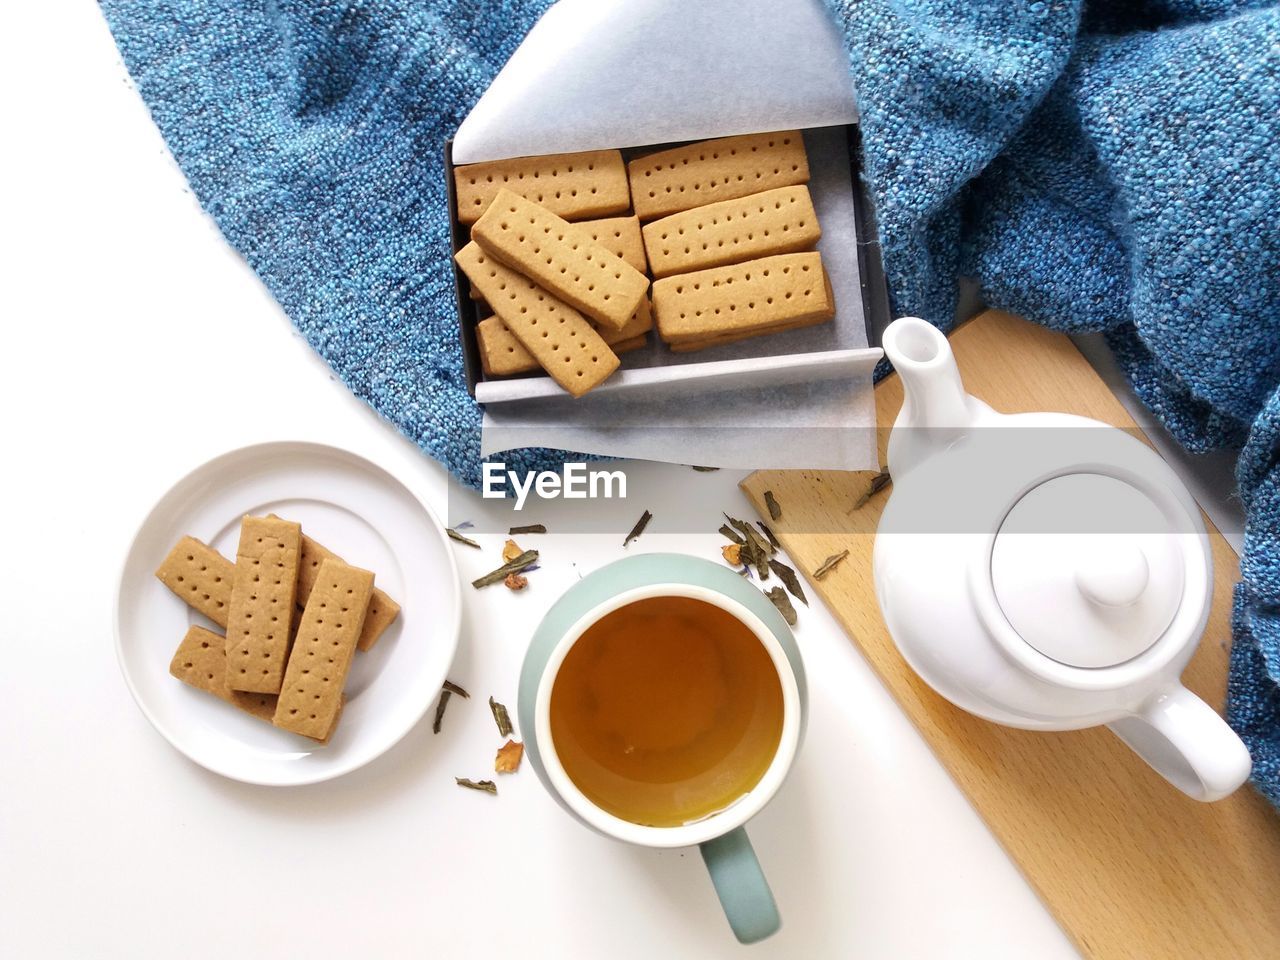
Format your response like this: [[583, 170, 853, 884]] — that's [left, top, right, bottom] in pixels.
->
[[100, 0, 1280, 805]]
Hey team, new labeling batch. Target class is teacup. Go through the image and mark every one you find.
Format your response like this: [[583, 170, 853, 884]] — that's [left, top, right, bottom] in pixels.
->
[[518, 554, 807, 943]]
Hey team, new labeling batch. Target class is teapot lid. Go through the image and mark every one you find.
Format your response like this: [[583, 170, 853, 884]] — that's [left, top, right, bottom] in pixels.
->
[[990, 473, 1185, 669]]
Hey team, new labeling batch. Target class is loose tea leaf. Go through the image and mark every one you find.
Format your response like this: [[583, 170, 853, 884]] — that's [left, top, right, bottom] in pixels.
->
[[495, 739, 524, 773], [443, 680, 471, 699], [723, 512, 754, 542], [691, 465, 721, 472], [472, 550, 539, 588], [508, 523, 547, 535], [753, 550, 769, 582], [502, 539, 524, 562], [432, 690, 452, 734], [724, 513, 772, 579], [489, 696, 514, 738], [814, 549, 850, 580], [768, 559, 808, 606], [456, 778, 497, 794], [764, 490, 782, 521], [718, 524, 745, 546], [756, 520, 781, 550], [504, 572, 528, 591], [722, 543, 742, 565], [730, 539, 764, 581], [724, 513, 774, 560], [623, 509, 653, 547], [765, 586, 798, 626], [850, 469, 893, 512], [446, 528, 481, 549]]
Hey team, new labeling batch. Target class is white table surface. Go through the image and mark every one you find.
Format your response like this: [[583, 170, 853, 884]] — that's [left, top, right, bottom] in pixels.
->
[[3, 6, 1239, 958]]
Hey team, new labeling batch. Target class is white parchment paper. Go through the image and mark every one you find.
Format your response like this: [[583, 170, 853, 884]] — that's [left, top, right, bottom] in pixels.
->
[[452, 0, 861, 164], [455, 0, 882, 472]]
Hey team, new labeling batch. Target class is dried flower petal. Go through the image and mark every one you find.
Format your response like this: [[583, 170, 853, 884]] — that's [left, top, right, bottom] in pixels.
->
[[504, 572, 528, 591], [722, 543, 742, 565], [495, 739, 524, 773], [722, 514, 770, 582], [502, 539, 524, 562]]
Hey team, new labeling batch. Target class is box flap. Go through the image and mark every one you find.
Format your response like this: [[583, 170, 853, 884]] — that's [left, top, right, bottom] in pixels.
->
[[453, 0, 859, 163]]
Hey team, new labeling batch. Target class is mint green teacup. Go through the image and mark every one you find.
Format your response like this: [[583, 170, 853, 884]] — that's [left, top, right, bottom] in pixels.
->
[[518, 554, 808, 944]]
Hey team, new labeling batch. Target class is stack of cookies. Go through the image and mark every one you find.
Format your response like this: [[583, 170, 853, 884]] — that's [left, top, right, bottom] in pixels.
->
[[633, 132, 834, 353], [452, 131, 835, 397], [453, 149, 649, 398], [155, 515, 400, 743]]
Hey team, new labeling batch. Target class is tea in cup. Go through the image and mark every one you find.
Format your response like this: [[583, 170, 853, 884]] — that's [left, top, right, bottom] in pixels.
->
[[518, 554, 807, 943]]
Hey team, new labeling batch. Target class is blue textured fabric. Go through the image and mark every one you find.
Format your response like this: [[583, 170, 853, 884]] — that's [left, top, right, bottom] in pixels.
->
[[100, 1, 1280, 803], [98, 0, 558, 483]]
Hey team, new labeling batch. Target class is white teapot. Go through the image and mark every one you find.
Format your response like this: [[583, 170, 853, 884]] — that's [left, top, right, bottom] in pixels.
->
[[872, 317, 1252, 801]]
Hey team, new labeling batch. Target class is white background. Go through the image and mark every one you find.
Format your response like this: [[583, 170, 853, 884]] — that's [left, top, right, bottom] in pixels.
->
[[1, 5, 1241, 958]]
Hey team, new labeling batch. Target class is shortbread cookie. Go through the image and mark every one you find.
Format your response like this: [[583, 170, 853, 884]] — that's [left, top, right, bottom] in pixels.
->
[[642, 186, 820, 278], [225, 516, 302, 693], [470, 214, 648, 303], [171, 625, 276, 722], [456, 241, 620, 396], [628, 132, 810, 220], [158, 530, 387, 654], [278, 519, 400, 653], [155, 536, 233, 628], [652, 252, 834, 343], [476, 298, 651, 377], [609, 295, 655, 343], [471, 189, 648, 331], [571, 215, 647, 274], [604, 335, 647, 354], [475, 317, 534, 376], [454, 150, 629, 224], [478, 317, 648, 376], [170, 626, 342, 742], [668, 313, 833, 352], [273, 559, 373, 740]]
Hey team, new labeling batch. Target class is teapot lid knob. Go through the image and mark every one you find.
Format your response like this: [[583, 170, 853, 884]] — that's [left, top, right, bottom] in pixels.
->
[[1075, 546, 1150, 608], [990, 474, 1185, 669]]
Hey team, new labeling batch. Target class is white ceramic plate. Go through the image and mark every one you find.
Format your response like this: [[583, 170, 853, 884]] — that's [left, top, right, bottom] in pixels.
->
[[115, 441, 461, 785]]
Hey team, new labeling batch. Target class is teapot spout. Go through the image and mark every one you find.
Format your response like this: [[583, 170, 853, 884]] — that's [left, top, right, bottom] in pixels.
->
[[883, 317, 986, 474]]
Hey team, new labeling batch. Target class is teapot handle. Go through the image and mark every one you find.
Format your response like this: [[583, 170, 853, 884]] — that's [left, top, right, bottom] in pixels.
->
[[1107, 684, 1251, 801]]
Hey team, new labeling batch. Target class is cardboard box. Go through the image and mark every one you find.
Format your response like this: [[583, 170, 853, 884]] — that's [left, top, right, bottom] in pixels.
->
[[446, 124, 890, 400]]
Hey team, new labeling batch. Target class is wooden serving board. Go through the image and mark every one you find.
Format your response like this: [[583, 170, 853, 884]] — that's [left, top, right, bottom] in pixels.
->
[[743, 310, 1280, 960]]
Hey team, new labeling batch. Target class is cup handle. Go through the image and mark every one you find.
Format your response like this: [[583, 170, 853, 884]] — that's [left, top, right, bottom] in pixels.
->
[[1107, 684, 1252, 802], [699, 827, 781, 944]]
